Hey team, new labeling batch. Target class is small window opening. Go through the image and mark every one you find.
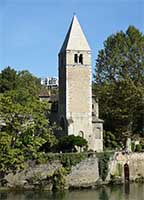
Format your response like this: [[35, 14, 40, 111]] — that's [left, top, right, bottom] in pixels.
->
[[79, 54, 83, 64], [74, 54, 78, 63]]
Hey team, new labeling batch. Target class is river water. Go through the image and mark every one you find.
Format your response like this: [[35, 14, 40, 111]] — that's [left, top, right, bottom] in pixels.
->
[[0, 183, 144, 200]]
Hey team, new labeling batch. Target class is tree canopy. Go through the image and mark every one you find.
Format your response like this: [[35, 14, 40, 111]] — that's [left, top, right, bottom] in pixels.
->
[[0, 67, 17, 93], [0, 67, 57, 174], [93, 26, 144, 148], [57, 135, 88, 152]]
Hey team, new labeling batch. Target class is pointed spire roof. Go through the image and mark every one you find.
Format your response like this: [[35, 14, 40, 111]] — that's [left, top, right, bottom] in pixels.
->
[[59, 15, 91, 53]]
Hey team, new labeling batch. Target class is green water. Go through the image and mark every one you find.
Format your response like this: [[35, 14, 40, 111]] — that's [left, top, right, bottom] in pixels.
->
[[0, 183, 144, 200]]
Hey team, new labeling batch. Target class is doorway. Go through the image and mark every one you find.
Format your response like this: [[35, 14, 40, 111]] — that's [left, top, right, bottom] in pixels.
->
[[124, 163, 130, 181]]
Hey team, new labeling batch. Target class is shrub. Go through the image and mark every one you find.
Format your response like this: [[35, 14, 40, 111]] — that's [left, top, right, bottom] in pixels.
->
[[135, 144, 142, 152], [98, 152, 113, 181], [57, 135, 88, 152], [52, 167, 67, 191]]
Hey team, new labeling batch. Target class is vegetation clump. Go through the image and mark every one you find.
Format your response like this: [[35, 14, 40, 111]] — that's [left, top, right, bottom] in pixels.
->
[[135, 176, 144, 183], [93, 26, 144, 149], [57, 135, 88, 153], [52, 167, 67, 191], [0, 67, 57, 176], [97, 152, 113, 181]]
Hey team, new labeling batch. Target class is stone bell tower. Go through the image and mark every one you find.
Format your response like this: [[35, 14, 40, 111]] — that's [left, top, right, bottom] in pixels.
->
[[58, 15, 103, 151]]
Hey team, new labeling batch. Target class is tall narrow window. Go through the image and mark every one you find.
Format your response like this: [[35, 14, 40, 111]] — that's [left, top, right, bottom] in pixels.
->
[[74, 54, 78, 63], [79, 54, 83, 64]]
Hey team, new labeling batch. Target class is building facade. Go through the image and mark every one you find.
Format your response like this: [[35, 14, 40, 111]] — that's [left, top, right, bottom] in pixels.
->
[[41, 77, 58, 89], [58, 16, 103, 151]]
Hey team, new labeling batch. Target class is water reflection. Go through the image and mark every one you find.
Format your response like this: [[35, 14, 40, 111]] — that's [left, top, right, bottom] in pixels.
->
[[0, 183, 143, 200], [99, 188, 109, 200], [124, 182, 130, 195]]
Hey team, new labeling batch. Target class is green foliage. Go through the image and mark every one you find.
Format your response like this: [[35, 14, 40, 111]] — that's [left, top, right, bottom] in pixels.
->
[[104, 131, 120, 150], [98, 152, 112, 181], [16, 70, 41, 97], [0, 67, 41, 98], [111, 163, 122, 180], [95, 26, 144, 84], [0, 67, 57, 175], [93, 26, 144, 147], [131, 141, 144, 152], [57, 135, 88, 152], [0, 148, 26, 173], [117, 163, 122, 176], [0, 67, 17, 93], [36, 152, 88, 169], [135, 144, 142, 152], [131, 142, 135, 152], [52, 167, 67, 191], [59, 153, 87, 170], [0, 132, 26, 174]]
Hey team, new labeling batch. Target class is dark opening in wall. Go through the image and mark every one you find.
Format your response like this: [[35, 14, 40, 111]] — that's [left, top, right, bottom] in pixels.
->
[[74, 54, 78, 63], [79, 54, 83, 64], [124, 163, 130, 182]]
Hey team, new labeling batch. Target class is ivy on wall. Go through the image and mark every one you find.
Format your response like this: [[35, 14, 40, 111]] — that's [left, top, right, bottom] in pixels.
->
[[97, 152, 113, 181]]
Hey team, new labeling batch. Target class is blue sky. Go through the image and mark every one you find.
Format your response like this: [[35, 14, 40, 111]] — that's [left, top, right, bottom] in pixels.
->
[[0, 0, 143, 78]]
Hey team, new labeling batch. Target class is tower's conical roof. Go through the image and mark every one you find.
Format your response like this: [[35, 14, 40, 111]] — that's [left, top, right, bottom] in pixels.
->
[[59, 15, 91, 53]]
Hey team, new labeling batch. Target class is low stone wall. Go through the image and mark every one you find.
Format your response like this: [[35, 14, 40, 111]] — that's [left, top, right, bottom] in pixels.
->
[[107, 152, 144, 182], [1, 152, 144, 190], [2, 161, 62, 190], [66, 157, 99, 188]]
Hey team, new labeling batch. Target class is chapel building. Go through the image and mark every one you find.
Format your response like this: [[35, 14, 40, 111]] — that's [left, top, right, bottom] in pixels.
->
[[58, 15, 103, 151]]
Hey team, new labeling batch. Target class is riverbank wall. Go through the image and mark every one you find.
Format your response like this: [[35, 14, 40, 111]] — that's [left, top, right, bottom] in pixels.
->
[[1, 152, 144, 190]]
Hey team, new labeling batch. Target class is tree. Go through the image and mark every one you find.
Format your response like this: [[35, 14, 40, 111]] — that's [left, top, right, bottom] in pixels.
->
[[0, 67, 58, 173], [0, 66, 17, 93], [94, 26, 144, 147], [95, 26, 144, 85], [0, 93, 56, 149], [16, 70, 41, 98], [57, 135, 88, 152]]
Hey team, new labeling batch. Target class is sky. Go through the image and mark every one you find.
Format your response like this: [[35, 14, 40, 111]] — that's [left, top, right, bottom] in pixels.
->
[[0, 0, 143, 78]]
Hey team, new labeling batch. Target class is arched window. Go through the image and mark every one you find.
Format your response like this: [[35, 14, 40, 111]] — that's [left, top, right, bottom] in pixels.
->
[[60, 117, 65, 130], [74, 54, 78, 63], [79, 131, 84, 138], [79, 54, 83, 64]]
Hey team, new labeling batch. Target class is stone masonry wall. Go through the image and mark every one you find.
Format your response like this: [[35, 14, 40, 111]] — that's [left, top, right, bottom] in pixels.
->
[[67, 66, 91, 113], [2, 153, 144, 190], [107, 152, 144, 182], [66, 157, 99, 188]]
